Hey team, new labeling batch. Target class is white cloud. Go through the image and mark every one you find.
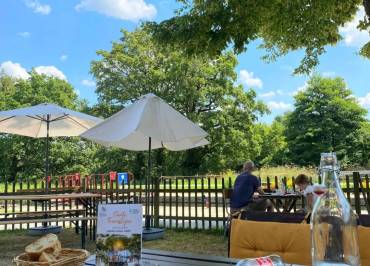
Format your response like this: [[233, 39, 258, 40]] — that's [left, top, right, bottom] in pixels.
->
[[267, 101, 293, 111], [340, 7, 369, 48], [239, 69, 263, 88], [81, 79, 96, 87], [358, 93, 370, 108], [260, 91, 276, 98], [260, 89, 284, 98], [322, 71, 336, 77], [75, 0, 157, 22], [60, 55, 68, 62], [290, 82, 308, 96], [0, 61, 30, 79], [18, 32, 31, 38], [25, 0, 51, 15], [34, 66, 67, 80]]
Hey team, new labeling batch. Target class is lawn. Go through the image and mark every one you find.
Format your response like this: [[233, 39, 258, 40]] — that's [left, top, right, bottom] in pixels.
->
[[0, 228, 227, 265]]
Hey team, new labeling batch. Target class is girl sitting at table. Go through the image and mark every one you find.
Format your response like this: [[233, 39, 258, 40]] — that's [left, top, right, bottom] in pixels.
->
[[295, 174, 322, 212]]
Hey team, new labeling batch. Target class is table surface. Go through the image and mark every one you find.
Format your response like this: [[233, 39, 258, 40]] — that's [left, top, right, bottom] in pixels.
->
[[0, 192, 101, 201], [84, 249, 302, 266], [85, 249, 239, 266], [259, 193, 302, 199]]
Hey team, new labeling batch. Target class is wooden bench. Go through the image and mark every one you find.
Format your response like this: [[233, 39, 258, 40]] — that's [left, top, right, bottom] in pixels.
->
[[15, 187, 81, 195], [0, 209, 86, 235], [0, 216, 96, 249], [0, 209, 83, 220]]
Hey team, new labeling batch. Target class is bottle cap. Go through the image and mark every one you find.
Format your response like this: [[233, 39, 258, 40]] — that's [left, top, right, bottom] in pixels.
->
[[319, 152, 340, 171]]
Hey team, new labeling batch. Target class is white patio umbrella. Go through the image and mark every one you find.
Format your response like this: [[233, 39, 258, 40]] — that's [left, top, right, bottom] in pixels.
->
[[81, 93, 209, 229], [0, 103, 103, 190]]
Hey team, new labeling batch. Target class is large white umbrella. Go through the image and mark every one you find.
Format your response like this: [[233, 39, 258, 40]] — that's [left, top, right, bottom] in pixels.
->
[[81, 93, 209, 228], [0, 103, 103, 190]]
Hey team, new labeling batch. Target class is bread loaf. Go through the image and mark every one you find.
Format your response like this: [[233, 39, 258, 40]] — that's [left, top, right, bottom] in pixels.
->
[[38, 252, 56, 262], [25, 234, 61, 257]]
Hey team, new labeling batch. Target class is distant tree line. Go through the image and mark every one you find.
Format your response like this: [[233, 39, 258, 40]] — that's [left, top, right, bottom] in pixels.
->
[[0, 29, 369, 180]]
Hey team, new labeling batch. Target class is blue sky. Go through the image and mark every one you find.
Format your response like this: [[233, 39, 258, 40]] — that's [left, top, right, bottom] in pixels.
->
[[1, 0, 369, 123]]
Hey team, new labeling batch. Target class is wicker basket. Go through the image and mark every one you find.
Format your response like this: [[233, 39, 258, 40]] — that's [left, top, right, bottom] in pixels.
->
[[14, 248, 90, 266]]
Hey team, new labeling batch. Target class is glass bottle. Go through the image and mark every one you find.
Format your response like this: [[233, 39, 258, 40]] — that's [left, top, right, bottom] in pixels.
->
[[311, 153, 360, 266]]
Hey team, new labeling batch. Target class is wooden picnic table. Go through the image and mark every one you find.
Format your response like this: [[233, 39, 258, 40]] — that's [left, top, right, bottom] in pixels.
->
[[259, 193, 303, 213], [0, 192, 101, 201], [0, 193, 101, 248]]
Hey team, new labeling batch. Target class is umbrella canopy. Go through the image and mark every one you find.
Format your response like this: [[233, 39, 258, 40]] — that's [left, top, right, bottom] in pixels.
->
[[81, 93, 209, 229], [81, 93, 209, 150], [0, 103, 103, 190], [0, 103, 102, 137]]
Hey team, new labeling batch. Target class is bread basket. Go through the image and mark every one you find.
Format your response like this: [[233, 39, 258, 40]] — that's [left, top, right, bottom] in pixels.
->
[[14, 248, 90, 266]]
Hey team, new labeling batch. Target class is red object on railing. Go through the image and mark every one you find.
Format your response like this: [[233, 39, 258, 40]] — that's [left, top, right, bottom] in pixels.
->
[[75, 173, 81, 186], [109, 171, 117, 182]]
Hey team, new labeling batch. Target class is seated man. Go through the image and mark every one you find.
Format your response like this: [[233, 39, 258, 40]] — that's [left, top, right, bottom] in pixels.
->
[[230, 161, 272, 215]]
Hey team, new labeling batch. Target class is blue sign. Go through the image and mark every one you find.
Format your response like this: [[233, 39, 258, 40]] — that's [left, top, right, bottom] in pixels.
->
[[117, 172, 128, 185]]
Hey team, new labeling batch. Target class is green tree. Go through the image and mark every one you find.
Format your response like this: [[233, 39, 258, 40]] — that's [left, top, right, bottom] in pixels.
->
[[348, 121, 370, 167], [0, 73, 99, 179], [254, 117, 289, 166], [91, 29, 267, 174], [148, 1, 370, 74], [285, 75, 368, 165]]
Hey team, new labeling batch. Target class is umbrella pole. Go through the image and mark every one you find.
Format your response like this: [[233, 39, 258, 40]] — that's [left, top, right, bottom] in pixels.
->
[[145, 137, 151, 229], [45, 115, 50, 193]]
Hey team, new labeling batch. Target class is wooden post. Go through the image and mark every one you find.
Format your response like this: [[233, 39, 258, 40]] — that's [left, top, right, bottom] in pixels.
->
[[353, 172, 361, 215]]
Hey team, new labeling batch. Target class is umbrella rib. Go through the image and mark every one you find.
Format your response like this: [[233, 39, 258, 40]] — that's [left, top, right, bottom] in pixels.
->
[[35, 119, 43, 138], [27, 115, 44, 121], [67, 116, 89, 129], [50, 114, 69, 122], [0, 116, 15, 123]]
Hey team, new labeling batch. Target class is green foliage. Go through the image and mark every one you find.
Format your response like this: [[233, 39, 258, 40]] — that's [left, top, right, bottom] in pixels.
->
[[254, 117, 289, 166], [90, 28, 268, 175], [0, 73, 99, 179], [347, 121, 370, 167], [147, 0, 369, 74], [284, 75, 368, 165]]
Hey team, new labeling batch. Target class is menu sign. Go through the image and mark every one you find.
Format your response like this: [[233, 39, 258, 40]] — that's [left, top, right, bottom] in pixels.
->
[[96, 204, 142, 266]]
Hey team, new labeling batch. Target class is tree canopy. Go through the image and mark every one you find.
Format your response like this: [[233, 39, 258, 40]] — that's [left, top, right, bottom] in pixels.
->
[[148, 0, 370, 74], [284, 75, 368, 165], [90, 28, 268, 174], [0, 73, 99, 179]]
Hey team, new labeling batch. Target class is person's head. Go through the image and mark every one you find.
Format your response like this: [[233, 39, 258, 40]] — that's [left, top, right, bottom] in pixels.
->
[[243, 160, 256, 173], [295, 174, 310, 191]]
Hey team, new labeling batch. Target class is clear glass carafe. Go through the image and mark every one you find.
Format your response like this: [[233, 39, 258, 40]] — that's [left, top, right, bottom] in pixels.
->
[[311, 153, 360, 266]]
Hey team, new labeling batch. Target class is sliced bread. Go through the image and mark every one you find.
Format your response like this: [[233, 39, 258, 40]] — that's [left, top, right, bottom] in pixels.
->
[[25, 234, 61, 257]]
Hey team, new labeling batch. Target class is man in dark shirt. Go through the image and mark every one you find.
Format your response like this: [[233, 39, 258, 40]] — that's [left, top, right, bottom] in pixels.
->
[[230, 161, 272, 214]]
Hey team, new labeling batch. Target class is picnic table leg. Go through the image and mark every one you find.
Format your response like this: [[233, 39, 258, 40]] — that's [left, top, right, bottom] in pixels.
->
[[81, 220, 86, 249], [75, 219, 79, 234], [93, 198, 97, 241], [269, 199, 279, 212], [286, 199, 297, 212], [41, 201, 48, 227], [275, 199, 282, 212]]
